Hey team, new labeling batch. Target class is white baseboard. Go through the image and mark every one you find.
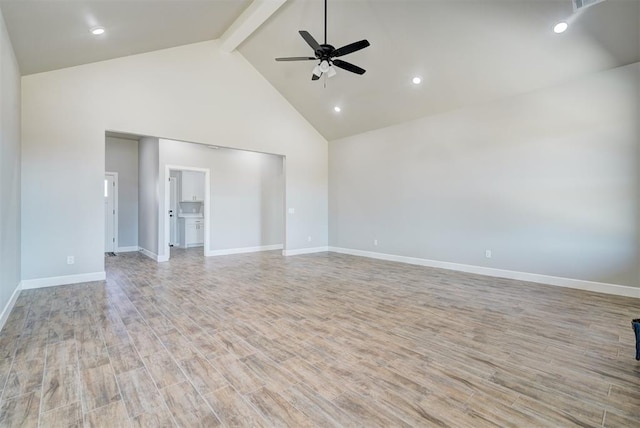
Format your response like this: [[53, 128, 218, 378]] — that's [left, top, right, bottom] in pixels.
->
[[283, 246, 329, 256], [139, 248, 169, 262], [20, 272, 106, 290], [206, 244, 283, 257], [0, 282, 22, 332], [139, 248, 160, 261], [116, 246, 139, 253], [328, 247, 640, 299]]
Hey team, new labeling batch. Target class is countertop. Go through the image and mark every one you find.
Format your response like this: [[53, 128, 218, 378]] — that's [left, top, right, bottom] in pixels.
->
[[177, 213, 204, 218]]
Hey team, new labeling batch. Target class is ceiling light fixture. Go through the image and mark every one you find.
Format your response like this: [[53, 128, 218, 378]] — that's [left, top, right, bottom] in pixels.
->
[[412, 76, 422, 85], [319, 60, 331, 73], [313, 60, 337, 79], [90, 26, 105, 36], [553, 21, 568, 34], [334, 106, 341, 113]]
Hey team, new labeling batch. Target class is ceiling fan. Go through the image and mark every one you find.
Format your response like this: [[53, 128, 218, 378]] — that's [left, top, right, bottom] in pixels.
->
[[275, 0, 370, 81]]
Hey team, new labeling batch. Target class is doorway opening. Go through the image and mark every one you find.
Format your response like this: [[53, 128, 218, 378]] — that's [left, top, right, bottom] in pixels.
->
[[105, 132, 286, 263], [165, 167, 210, 260]]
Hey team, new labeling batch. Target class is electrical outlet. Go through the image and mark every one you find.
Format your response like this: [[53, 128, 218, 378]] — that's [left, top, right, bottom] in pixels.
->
[[485, 250, 492, 259], [307, 236, 312, 242], [373, 239, 378, 246], [288, 208, 295, 214], [67, 256, 75, 265]]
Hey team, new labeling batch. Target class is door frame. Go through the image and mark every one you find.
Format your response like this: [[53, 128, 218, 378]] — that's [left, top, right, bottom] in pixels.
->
[[168, 176, 178, 247], [105, 171, 119, 252], [162, 165, 210, 261]]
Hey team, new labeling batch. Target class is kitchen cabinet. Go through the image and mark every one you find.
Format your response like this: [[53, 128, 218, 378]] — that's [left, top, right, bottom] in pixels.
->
[[183, 218, 204, 247], [181, 171, 205, 201]]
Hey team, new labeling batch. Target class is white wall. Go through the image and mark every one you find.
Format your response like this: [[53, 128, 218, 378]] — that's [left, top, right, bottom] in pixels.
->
[[138, 137, 159, 257], [160, 139, 284, 254], [0, 8, 21, 323], [21, 40, 328, 282], [330, 63, 640, 288], [105, 136, 138, 249], [257, 151, 285, 247]]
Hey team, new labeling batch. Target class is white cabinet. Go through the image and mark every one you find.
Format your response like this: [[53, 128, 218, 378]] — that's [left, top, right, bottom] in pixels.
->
[[181, 171, 205, 201], [183, 218, 204, 247]]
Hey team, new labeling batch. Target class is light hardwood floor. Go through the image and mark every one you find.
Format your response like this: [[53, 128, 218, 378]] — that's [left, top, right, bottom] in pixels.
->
[[0, 248, 638, 427]]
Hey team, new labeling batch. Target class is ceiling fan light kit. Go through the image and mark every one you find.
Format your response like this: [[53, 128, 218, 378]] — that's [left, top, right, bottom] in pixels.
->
[[275, 0, 370, 81]]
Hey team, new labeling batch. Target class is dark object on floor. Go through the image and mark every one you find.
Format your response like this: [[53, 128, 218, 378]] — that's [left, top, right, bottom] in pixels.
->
[[633, 319, 640, 361], [105, 252, 116, 257]]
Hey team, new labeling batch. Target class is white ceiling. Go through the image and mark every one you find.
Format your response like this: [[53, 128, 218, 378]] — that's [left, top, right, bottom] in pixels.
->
[[239, 0, 639, 140], [1, 0, 638, 140], [0, 0, 251, 75]]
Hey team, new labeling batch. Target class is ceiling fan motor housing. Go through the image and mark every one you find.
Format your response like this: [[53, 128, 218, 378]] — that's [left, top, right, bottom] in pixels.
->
[[316, 44, 335, 61]]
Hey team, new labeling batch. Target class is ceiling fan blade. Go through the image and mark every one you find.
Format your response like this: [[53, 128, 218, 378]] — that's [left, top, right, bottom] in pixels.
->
[[275, 57, 317, 61], [331, 40, 370, 58], [312, 73, 321, 81], [332, 59, 366, 75], [299, 31, 322, 53]]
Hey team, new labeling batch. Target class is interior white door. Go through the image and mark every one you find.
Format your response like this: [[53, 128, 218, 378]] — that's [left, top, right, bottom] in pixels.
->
[[104, 174, 116, 252], [169, 176, 177, 246]]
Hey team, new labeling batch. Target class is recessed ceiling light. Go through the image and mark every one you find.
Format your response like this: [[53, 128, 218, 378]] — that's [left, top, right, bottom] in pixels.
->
[[553, 22, 568, 34], [412, 76, 422, 85], [334, 106, 341, 113], [90, 26, 105, 36]]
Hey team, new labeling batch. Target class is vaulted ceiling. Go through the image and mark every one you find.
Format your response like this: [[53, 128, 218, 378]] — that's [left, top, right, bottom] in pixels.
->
[[1, 0, 638, 140]]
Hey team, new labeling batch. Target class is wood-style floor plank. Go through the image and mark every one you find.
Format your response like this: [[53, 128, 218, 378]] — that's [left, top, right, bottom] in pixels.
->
[[0, 248, 638, 426], [0, 391, 40, 427], [116, 367, 164, 418], [160, 381, 221, 427], [84, 400, 131, 427], [40, 402, 83, 428], [2, 358, 44, 400], [204, 385, 268, 427]]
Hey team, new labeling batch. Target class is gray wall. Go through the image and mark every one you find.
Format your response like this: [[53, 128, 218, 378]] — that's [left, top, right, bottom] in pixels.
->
[[105, 136, 139, 249], [209, 146, 284, 250], [138, 137, 159, 255], [258, 152, 285, 247], [0, 8, 20, 319], [160, 139, 284, 253], [21, 40, 327, 282], [330, 63, 640, 288]]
